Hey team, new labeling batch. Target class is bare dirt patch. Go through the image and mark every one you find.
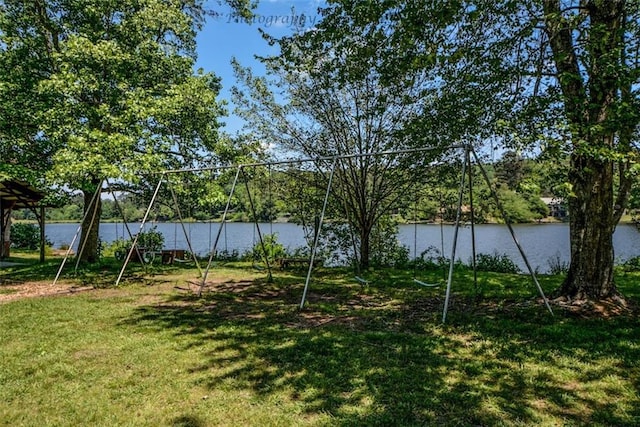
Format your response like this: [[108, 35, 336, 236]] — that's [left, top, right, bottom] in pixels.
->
[[0, 281, 94, 303], [551, 295, 638, 319]]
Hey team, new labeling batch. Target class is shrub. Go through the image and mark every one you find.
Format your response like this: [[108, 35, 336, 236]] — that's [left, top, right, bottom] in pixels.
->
[[370, 215, 410, 268], [104, 238, 130, 261], [10, 223, 52, 250], [622, 256, 640, 272], [245, 233, 287, 263], [212, 249, 240, 262], [410, 245, 448, 271], [474, 251, 520, 273], [547, 253, 569, 275], [104, 227, 164, 261], [136, 227, 164, 252]]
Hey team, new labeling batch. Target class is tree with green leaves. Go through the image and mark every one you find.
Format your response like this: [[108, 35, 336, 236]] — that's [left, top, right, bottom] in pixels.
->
[[0, 0, 61, 251], [539, 1, 639, 301], [300, 0, 640, 302], [232, 28, 439, 268], [0, 0, 253, 262]]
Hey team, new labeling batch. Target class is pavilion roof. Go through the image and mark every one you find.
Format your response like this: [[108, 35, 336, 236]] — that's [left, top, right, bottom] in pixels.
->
[[0, 179, 46, 209]]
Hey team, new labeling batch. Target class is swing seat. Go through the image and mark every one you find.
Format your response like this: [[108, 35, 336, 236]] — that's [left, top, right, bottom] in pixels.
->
[[413, 278, 440, 288]]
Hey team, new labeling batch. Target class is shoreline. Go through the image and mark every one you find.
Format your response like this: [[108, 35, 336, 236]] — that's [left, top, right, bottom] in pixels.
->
[[12, 216, 637, 226]]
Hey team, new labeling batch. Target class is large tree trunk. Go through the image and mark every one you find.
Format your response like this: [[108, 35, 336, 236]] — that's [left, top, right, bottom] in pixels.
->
[[359, 226, 371, 270], [558, 154, 618, 299], [78, 187, 102, 263], [543, 0, 627, 302]]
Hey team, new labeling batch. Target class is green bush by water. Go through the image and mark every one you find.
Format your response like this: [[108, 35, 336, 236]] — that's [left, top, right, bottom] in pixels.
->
[[474, 251, 521, 273], [10, 223, 52, 250], [104, 227, 165, 261]]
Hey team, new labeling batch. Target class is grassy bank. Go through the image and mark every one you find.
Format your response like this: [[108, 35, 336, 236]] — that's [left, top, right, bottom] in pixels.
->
[[1, 257, 639, 426]]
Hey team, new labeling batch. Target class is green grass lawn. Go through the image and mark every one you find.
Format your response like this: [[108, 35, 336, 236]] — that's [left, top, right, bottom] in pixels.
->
[[1, 255, 639, 426]]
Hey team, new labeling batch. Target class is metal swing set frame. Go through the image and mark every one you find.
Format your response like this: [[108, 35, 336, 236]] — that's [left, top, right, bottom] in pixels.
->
[[63, 144, 552, 322], [52, 177, 204, 285]]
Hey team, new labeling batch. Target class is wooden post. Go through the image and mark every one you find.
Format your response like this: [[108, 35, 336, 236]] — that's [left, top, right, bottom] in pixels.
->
[[0, 198, 4, 259], [0, 199, 14, 258], [39, 205, 45, 263]]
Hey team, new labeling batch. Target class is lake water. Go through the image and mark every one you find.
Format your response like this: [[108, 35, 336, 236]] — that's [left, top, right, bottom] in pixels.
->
[[43, 221, 640, 273]]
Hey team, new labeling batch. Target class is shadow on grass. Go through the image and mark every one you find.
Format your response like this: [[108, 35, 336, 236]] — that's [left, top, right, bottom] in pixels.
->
[[123, 277, 640, 426], [0, 252, 199, 288], [172, 415, 206, 427]]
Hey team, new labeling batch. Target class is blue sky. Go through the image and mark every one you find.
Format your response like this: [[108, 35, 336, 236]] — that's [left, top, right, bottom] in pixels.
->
[[195, 0, 324, 132]]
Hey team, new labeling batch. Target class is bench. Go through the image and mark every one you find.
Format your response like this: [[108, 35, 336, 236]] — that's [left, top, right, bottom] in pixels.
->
[[277, 257, 324, 269], [161, 249, 186, 265]]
